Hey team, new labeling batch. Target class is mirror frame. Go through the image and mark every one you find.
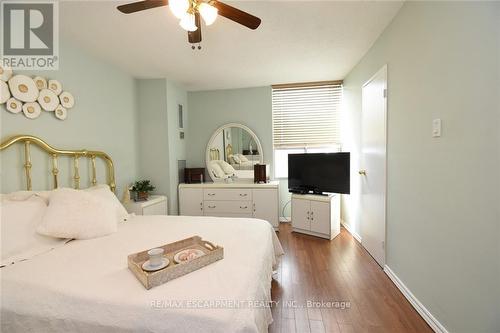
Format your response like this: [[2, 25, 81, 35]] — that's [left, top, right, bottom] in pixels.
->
[[205, 123, 264, 181]]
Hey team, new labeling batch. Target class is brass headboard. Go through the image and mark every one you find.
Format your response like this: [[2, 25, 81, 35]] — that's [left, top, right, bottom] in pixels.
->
[[0, 135, 116, 192]]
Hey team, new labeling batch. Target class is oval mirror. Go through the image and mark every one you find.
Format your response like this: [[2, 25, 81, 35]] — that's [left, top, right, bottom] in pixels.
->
[[206, 123, 263, 182]]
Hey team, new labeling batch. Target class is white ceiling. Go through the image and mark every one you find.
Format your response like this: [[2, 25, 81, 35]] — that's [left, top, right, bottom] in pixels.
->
[[60, 1, 403, 91]]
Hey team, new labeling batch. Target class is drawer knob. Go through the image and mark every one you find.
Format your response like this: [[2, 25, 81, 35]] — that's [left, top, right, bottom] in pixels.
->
[[240, 206, 248, 209], [208, 193, 215, 196], [208, 205, 216, 208], [239, 193, 247, 197]]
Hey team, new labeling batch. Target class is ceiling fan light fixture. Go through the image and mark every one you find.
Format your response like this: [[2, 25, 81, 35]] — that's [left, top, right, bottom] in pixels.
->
[[169, 0, 190, 19], [198, 2, 218, 26], [179, 12, 198, 32]]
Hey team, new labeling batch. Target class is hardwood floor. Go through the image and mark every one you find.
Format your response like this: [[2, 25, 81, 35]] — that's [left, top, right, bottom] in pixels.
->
[[269, 223, 432, 333]]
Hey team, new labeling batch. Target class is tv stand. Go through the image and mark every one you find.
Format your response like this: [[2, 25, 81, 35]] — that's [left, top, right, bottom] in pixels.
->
[[291, 193, 340, 240]]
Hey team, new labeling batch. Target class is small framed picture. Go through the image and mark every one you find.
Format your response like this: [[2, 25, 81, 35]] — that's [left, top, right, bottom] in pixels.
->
[[178, 104, 184, 129]]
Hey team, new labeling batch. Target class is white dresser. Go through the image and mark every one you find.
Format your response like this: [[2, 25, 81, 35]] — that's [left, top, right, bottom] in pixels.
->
[[291, 193, 340, 240], [178, 181, 279, 229]]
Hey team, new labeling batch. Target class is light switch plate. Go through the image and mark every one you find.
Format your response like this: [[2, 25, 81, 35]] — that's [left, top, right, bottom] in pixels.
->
[[432, 119, 441, 137]]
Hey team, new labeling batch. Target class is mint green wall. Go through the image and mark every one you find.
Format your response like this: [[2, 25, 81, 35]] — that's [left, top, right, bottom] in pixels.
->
[[136, 79, 187, 215], [187, 87, 273, 169], [1, 40, 138, 196], [136, 79, 170, 197], [342, 2, 500, 332]]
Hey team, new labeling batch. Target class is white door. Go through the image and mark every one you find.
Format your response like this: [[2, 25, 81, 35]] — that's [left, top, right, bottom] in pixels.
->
[[179, 188, 203, 216], [310, 201, 330, 235], [360, 65, 387, 267], [253, 189, 278, 228], [291, 198, 310, 231]]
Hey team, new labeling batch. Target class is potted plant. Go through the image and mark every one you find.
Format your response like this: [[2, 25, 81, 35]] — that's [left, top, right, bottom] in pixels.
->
[[130, 180, 155, 201]]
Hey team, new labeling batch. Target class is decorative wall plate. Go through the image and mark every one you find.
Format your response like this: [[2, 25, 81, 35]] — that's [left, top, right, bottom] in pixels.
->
[[6, 97, 22, 113], [0, 80, 10, 104], [33, 76, 47, 90], [59, 91, 75, 108], [48, 79, 62, 95], [54, 105, 67, 120], [8, 75, 38, 102], [22, 102, 42, 119], [38, 88, 59, 111], [0, 65, 13, 82]]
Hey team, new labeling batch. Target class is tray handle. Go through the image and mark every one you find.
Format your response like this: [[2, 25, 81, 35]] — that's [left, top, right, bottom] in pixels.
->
[[202, 240, 217, 251]]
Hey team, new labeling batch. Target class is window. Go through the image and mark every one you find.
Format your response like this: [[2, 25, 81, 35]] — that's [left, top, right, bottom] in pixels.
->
[[272, 81, 342, 178]]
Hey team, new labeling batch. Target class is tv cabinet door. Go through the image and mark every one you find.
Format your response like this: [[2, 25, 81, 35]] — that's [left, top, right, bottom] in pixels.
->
[[310, 200, 330, 236], [292, 198, 310, 231]]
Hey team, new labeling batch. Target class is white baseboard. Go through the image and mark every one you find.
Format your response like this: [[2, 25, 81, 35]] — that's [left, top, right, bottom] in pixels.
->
[[340, 219, 362, 243], [384, 265, 448, 333]]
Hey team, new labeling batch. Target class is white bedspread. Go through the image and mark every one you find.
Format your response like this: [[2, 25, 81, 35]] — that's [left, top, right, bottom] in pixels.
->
[[1, 216, 284, 333]]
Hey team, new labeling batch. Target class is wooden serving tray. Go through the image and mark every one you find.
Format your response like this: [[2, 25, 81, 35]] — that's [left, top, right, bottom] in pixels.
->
[[128, 236, 224, 289]]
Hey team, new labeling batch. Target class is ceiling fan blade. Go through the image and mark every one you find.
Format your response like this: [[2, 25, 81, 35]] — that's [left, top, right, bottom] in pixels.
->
[[213, 1, 261, 30], [188, 12, 202, 44], [117, 0, 168, 14]]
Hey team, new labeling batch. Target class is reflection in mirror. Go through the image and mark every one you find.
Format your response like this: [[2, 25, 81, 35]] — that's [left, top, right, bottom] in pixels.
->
[[206, 124, 263, 181], [221, 127, 260, 170]]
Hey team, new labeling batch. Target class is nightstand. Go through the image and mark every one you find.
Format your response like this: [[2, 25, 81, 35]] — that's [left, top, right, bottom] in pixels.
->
[[124, 195, 168, 216]]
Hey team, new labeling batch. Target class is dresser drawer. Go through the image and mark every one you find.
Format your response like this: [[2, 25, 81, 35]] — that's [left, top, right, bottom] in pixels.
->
[[203, 189, 252, 201], [204, 212, 253, 218], [204, 200, 252, 214]]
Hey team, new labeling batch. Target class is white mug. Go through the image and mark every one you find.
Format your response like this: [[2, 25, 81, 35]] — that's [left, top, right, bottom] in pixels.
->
[[148, 248, 164, 266]]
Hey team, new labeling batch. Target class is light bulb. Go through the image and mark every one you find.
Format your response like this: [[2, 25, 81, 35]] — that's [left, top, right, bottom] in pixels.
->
[[179, 13, 198, 32], [169, 0, 189, 19], [198, 2, 218, 25]]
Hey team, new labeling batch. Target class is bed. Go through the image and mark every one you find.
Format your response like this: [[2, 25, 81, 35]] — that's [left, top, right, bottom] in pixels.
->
[[0, 135, 284, 333]]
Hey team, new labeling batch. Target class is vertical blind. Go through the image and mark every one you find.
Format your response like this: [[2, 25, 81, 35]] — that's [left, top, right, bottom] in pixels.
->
[[272, 82, 342, 149]]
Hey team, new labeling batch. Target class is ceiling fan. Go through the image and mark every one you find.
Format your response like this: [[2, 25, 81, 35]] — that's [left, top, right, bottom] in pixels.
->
[[117, 0, 261, 49]]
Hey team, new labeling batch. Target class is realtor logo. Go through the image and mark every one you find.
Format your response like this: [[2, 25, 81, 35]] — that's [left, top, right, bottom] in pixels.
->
[[1, 1, 59, 70]]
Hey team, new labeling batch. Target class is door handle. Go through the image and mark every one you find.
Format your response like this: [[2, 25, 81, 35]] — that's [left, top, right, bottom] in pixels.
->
[[358, 170, 367, 175]]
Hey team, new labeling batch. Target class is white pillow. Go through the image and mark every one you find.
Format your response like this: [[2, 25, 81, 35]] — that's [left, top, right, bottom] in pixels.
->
[[37, 188, 117, 240], [2, 190, 51, 204], [209, 161, 227, 179], [1, 195, 68, 265], [84, 184, 129, 222], [217, 160, 236, 175], [238, 154, 249, 162], [232, 154, 242, 164]]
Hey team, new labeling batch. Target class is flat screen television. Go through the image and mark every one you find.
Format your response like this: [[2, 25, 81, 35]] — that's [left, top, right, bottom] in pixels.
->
[[288, 152, 350, 194]]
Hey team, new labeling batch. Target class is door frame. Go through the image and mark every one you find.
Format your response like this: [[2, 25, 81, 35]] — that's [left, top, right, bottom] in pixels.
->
[[361, 64, 388, 266]]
